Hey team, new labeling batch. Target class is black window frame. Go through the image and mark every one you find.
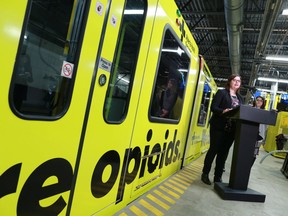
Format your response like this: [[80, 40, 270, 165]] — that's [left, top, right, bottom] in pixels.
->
[[149, 25, 191, 124], [9, 0, 90, 120]]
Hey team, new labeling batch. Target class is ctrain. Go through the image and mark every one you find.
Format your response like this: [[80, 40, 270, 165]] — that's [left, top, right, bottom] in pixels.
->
[[0, 0, 217, 215]]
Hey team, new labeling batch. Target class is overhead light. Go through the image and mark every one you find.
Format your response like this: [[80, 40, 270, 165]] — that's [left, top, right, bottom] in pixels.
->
[[257, 88, 287, 94], [258, 77, 288, 84], [282, 9, 288, 15], [258, 77, 278, 82], [178, 69, 188, 72], [265, 55, 288, 62], [118, 75, 130, 83], [124, 9, 144, 15], [162, 47, 184, 56]]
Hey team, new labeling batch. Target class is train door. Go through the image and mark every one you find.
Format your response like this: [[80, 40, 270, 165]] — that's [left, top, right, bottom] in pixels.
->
[[183, 57, 217, 166], [1, 0, 107, 215], [183, 70, 206, 165], [199, 62, 217, 153], [68, 0, 158, 215], [123, 0, 200, 199]]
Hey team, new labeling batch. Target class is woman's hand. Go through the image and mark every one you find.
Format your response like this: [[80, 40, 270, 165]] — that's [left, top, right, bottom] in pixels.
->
[[223, 108, 232, 113]]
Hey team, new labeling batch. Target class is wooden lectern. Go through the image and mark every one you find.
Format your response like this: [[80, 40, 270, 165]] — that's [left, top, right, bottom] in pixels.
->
[[214, 105, 277, 202]]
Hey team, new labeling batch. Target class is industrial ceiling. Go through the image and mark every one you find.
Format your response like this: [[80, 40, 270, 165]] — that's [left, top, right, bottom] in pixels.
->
[[175, 0, 288, 95]]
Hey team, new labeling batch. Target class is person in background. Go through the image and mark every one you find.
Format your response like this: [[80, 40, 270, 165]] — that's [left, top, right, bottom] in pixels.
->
[[252, 96, 267, 162], [201, 74, 243, 185], [253, 96, 265, 109], [158, 78, 178, 118], [253, 96, 266, 142]]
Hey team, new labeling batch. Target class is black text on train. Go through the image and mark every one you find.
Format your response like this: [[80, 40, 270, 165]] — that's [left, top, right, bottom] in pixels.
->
[[0, 129, 181, 215]]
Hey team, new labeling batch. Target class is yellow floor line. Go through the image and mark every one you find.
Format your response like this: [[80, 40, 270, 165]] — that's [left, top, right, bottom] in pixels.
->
[[178, 172, 197, 180], [171, 176, 191, 186], [117, 154, 206, 215], [159, 185, 180, 199], [187, 166, 202, 172], [139, 199, 164, 216], [153, 189, 176, 204], [182, 168, 201, 176], [180, 169, 194, 175], [146, 194, 170, 210], [168, 179, 188, 189], [186, 172, 199, 180], [129, 205, 148, 216], [118, 213, 128, 216], [175, 173, 194, 182], [163, 182, 185, 194]]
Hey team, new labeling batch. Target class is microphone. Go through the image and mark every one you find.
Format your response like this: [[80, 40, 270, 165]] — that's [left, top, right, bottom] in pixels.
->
[[242, 85, 256, 90]]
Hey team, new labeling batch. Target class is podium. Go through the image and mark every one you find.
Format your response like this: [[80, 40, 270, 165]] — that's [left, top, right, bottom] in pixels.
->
[[214, 105, 277, 202]]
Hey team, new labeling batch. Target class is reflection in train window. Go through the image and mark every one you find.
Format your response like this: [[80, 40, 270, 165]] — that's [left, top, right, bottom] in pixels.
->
[[10, 0, 87, 118], [197, 82, 211, 126], [150, 28, 190, 121], [104, 0, 147, 122]]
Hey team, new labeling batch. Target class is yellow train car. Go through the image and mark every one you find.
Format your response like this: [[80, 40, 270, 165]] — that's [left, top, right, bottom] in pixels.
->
[[183, 56, 217, 166], [265, 112, 288, 158], [0, 0, 216, 215]]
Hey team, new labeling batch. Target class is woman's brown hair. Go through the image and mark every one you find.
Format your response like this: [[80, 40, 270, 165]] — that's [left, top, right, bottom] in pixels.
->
[[225, 74, 241, 93], [253, 96, 266, 109]]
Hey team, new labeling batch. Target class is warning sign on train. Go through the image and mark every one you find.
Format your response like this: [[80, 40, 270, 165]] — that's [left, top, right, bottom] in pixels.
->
[[99, 57, 112, 73], [96, 1, 104, 16], [61, 61, 74, 78]]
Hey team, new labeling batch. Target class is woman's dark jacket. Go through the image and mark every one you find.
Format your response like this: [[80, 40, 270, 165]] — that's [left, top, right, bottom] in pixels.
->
[[209, 88, 243, 131]]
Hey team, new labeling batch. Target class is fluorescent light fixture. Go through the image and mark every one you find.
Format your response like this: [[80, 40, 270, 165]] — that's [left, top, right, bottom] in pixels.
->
[[118, 75, 130, 83], [282, 9, 288, 15], [277, 79, 288, 84], [257, 88, 287, 94], [120, 78, 130, 83], [258, 77, 278, 82], [124, 9, 144, 15], [162, 47, 184, 56], [265, 55, 288, 62], [178, 69, 188, 72], [258, 77, 288, 84]]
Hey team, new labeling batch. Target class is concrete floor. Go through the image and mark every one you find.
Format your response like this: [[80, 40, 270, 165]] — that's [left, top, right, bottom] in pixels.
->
[[116, 147, 288, 216]]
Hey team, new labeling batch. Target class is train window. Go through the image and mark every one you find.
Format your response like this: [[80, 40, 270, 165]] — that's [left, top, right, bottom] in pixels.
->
[[197, 82, 211, 126], [150, 28, 190, 121], [10, 0, 87, 118], [104, 0, 147, 122]]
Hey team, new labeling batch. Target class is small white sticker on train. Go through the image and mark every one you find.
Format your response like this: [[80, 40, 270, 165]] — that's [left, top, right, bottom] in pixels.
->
[[61, 61, 74, 78]]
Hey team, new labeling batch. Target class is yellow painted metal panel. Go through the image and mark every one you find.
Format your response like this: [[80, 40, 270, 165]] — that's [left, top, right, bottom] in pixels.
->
[[265, 112, 288, 158], [0, 0, 102, 215], [0, 0, 217, 215], [183, 57, 217, 166]]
